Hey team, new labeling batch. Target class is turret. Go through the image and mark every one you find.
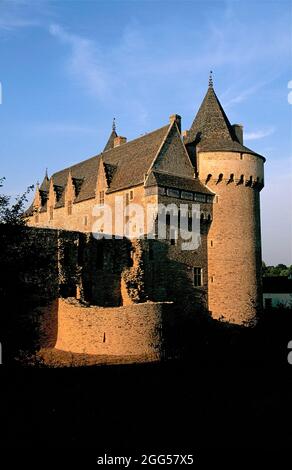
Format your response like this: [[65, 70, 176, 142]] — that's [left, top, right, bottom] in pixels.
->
[[186, 73, 265, 325]]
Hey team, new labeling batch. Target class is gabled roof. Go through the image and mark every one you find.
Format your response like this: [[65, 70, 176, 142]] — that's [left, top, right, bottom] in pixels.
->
[[26, 120, 216, 216], [36, 124, 170, 208], [185, 85, 265, 160], [104, 125, 170, 193]]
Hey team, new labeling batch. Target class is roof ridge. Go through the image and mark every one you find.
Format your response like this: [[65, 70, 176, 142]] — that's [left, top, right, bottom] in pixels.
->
[[102, 123, 169, 154], [50, 124, 170, 180]]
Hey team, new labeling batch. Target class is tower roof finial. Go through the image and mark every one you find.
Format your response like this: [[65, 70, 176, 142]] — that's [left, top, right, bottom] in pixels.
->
[[112, 117, 116, 132], [45, 167, 48, 179], [208, 70, 213, 88]]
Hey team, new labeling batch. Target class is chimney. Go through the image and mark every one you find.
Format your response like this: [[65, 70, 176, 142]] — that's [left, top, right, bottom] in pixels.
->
[[169, 114, 181, 133], [114, 136, 127, 147], [232, 124, 243, 144]]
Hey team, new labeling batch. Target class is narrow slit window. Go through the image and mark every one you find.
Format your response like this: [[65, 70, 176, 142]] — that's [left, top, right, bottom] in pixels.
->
[[193, 267, 203, 287]]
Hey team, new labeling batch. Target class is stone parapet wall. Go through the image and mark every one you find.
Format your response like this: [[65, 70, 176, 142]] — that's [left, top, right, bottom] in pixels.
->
[[43, 299, 174, 359]]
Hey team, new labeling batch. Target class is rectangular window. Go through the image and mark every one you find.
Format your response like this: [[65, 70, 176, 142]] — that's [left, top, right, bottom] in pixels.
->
[[129, 190, 134, 201], [193, 267, 203, 287], [84, 215, 88, 227], [194, 193, 206, 203], [67, 201, 72, 215], [99, 191, 105, 205], [125, 192, 129, 205], [181, 191, 193, 201], [49, 206, 53, 221], [166, 188, 180, 198]]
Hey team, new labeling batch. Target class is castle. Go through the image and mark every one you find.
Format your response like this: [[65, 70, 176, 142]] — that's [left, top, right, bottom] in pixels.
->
[[26, 75, 265, 327]]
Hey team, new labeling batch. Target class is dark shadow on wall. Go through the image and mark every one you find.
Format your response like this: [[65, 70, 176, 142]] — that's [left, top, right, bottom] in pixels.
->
[[4, 224, 275, 367], [79, 235, 133, 306], [0, 225, 59, 363]]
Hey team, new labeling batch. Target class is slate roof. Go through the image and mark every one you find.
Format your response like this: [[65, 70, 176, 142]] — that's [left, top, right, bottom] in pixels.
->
[[26, 125, 171, 214], [145, 171, 214, 195], [104, 125, 169, 193], [185, 85, 265, 161]]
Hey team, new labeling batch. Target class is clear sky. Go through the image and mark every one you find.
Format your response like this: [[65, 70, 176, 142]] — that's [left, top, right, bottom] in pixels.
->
[[0, 0, 291, 265]]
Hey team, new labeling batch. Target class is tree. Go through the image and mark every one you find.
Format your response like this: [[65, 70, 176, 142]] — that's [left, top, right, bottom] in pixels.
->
[[0, 177, 34, 225], [262, 261, 292, 277]]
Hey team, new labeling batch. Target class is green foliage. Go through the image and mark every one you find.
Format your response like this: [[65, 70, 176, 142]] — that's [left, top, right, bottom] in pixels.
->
[[0, 177, 34, 225], [262, 261, 292, 277]]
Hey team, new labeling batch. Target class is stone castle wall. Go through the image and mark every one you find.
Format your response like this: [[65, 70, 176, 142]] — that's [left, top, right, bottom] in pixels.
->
[[198, 151, 264, 324], [1, 225, 203, 361], [41, 298, 174, 359]]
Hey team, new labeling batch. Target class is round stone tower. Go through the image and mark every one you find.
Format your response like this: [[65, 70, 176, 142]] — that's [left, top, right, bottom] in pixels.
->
[[185, 75, 265, 325]]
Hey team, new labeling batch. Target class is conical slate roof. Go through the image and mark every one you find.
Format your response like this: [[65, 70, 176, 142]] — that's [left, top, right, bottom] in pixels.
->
[[187, 85, 236, 144], [185, 83, 265, 160]]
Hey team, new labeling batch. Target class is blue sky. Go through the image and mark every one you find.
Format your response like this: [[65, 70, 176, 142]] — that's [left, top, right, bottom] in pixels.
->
[[0, 0, 291, 264]]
